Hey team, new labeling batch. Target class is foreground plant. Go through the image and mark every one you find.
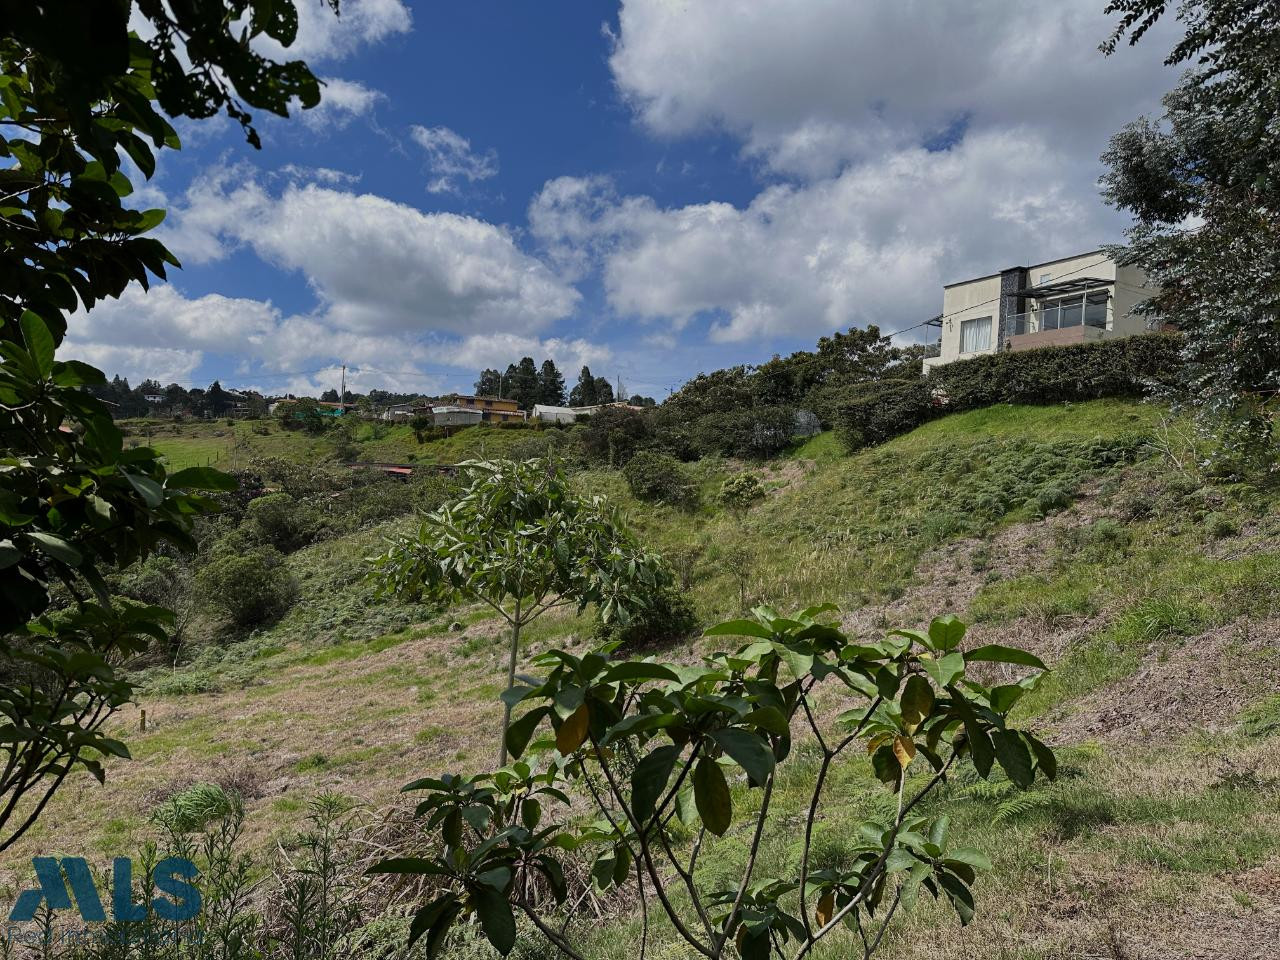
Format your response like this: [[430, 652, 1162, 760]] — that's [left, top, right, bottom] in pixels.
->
[[372, 458, 672, 765], [374, 605, 1054, 958]]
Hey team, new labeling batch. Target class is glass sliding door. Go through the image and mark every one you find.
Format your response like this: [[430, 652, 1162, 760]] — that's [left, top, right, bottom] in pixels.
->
[[1084, 291, 1109, 328]]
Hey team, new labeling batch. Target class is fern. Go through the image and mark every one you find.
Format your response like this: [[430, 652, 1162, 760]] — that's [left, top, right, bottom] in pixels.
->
[[961, 777, 1052, 823]]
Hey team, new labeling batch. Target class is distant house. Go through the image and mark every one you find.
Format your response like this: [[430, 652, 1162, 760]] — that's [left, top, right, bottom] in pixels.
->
[[531, 404, 578, 424], [430, 405, 485, 427], [440, 394, 527, 423], [381, 402, 423, 421], [923, 249, 1156, 371], [143, 394, 165, 404]]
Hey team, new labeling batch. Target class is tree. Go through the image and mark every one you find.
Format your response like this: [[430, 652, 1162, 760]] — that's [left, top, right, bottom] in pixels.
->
[[593, 376, 616, 405], [0, 314, 233, 852], [1100, 0, 1280, 444], [0, 0, 332, 847], [320, 388, 340, 403], [629, 394, 657, 407], [511, 357, 540, 411], [570, 365, 598, 407], [475, 368, 503, 397], [372, 459, 671, 765], [538, 359, 567, 406], [374, 608, 1056, 960], [206, 379, 231, 415]]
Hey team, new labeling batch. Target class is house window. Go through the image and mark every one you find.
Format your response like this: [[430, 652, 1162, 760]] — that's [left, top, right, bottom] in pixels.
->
[[959, 316, 992, 354], [1039, 272, 1052, 284], [1084, 291, 1109, 328]]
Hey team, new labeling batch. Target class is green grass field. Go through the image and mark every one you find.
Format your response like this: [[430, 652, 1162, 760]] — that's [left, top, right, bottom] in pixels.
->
[[15, 399, 1278, 959]]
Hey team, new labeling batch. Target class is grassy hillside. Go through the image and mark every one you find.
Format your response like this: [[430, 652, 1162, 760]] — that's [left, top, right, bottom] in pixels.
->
[[119, 416, 542, 470], [12, 399, 1279, 958]]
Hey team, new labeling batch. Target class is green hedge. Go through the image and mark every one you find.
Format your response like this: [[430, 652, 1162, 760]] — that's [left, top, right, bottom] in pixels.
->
[[928, 333, 1181, 408], [833, 334, 1182, 451], [833, 379, 934, 451]]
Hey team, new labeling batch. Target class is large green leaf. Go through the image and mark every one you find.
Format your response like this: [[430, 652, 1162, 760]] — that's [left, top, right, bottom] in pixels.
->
[[992, 730, 1035, 788], [167, 466, 238, 492], [632, 744, 681, 823], [473, 884, 516, 955], [19, 311, 54, 378], [25, 531, 82, 567], [693, 756, 732, 836], [899, 675, 935, 731], [709, 728, 775, 787], [704, 618, 775, 640], [963, 644, 1047, 670], [922, 651, 965, 689], [928, 615, 967, 652]]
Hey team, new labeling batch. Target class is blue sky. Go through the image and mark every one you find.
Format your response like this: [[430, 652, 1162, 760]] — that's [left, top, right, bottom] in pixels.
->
[[67, 0, 1178, 399]]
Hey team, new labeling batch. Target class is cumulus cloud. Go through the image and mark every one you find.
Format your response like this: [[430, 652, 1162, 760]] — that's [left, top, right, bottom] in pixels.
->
[[300, 77, 385, 130], [609, 0, 1176, 178], [532, 129, 1112, 343], [165, 166, 578, 334], [441, 333, 613, 374], [257, 0, 412, 64], [68, 167, 597, 393], [410, 125, 499, 194]]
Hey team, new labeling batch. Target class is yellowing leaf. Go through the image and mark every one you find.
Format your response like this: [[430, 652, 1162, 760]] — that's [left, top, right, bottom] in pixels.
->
[[556, 703, 590, 755], [816, 891, 835, 927], [893, 735, 916, 769]]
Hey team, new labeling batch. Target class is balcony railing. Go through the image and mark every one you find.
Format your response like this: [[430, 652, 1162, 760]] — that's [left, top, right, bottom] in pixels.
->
[[1008, 303, 1108, 336]]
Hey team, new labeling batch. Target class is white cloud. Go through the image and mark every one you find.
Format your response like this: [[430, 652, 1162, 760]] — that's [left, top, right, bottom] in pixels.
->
[[409, 125, 499, 194], [532, 129, 1113, 343], [300, 78, 384, 130], [609, 0, 1176, 178], [258, 0, 412, 64], [441, 333, 613, 375], [164, 167, 578, 335], [68, 166, 599, 393], [61, 343, 203, 387]]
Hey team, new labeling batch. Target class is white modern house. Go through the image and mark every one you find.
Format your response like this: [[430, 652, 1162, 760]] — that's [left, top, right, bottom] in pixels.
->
[[923, 250, 1154, 370]]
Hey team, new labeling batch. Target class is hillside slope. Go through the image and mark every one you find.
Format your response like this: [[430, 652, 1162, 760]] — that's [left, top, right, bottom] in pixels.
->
[[10, 399, 1279, 959]]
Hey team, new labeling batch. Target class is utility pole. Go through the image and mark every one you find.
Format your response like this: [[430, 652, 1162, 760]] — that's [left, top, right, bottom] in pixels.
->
[[339, 364, 346, 407]]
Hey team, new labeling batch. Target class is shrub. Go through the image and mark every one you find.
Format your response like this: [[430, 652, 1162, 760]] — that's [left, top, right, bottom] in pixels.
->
[[1034, 486, 1071, 516], [623, 450, 697, 505], [928, 334, 1182, 409], [580, 407, 651, 465], [833, 379, 933, 450], [245, 492, 319, 552], [688, 405, 798, 459], [720, 472, 765, 510], [1203, 511, 1240, 539], [592, 583, 699, 653], [197, 547, 299, 628]]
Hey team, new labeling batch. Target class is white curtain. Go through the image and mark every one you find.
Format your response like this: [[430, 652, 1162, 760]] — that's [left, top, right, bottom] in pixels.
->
[[959, 316, 991, 353]]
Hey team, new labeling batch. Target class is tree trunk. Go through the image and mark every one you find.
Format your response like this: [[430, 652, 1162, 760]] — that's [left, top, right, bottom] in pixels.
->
[[498, 607, 522, 767]]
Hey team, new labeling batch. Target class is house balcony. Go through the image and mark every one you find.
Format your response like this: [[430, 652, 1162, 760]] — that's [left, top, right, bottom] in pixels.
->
[[1006, 309, 1107, 352]]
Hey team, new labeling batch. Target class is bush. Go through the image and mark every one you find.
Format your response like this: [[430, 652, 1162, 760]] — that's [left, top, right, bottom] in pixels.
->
[[245, 492, 319, 552], [593, 583, 698, 653], [196, 547, 299, 628], [833, 379, 933, 451], [687, 406, 797, 459], [720, 473, 765, 510], [928, 334, 1182, 409], [580, 407, 652, 465], [623, 451, 697, 505]]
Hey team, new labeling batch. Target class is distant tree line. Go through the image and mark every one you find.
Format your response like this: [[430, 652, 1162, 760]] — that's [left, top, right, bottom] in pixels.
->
[[474, 358, 656, 411]]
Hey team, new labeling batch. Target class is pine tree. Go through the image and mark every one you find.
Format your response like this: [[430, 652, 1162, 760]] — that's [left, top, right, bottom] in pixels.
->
[[512, 357, 540, 411], [570, 366, 597, 407], [502, 363, 518, 400], [593, 376, 615, 404], [537, 359, 566, 406]]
